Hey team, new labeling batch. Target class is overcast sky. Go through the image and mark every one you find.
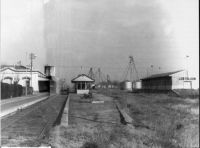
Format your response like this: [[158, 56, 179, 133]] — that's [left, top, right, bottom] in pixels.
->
[[1, 0, 199, 83]]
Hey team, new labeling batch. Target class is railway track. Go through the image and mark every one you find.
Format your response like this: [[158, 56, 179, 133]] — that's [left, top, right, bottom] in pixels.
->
[[38, 95, 68, 140], [1, 95, 68, 147], [1, 95, 54, 131]]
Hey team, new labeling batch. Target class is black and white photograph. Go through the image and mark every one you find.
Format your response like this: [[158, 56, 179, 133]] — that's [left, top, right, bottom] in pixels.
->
[[0, 0, 199, 147]]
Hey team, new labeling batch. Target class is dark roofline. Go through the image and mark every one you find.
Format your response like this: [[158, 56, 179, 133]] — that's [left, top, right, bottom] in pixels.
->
[[141, 70, 184, 80], [71, 74, 95, 82]]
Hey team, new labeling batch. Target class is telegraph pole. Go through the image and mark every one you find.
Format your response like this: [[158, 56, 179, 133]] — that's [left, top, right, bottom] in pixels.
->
[[150, 65, 154, 75], [25, 52, 28, 96], [98, 68, 101, 84], [29, 53, 36, 88], [185, 55, 189, 78]]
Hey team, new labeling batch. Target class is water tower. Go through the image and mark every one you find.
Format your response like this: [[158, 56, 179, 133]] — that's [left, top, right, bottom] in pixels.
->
[[44, 65, 56, 94], [44, 65, 55, 78]]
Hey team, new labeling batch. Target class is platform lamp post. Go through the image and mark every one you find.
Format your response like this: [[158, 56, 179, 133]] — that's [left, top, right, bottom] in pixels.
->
[[29, 53, 36, 92], [185, 55, 189, 78]]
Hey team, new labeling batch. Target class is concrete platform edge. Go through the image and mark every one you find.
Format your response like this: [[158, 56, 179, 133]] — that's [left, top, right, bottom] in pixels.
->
[[60, 94, 70, 127], [0, 95, 55, 118]]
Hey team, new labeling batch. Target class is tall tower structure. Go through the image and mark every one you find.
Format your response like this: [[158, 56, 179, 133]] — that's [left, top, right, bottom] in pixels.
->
[[88, 67, 95, 80], [123, 56, 139, 82]]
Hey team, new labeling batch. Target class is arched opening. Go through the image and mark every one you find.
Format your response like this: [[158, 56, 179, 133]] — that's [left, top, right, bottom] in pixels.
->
[[22, 77, 31, 87], [2, 77, 13, 84]]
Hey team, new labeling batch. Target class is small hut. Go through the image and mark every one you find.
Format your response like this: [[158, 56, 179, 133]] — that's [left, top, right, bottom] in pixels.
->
[[71, 74, 95, 94]]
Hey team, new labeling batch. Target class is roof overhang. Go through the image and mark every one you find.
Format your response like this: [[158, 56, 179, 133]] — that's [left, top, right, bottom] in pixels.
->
[[71, 74, 95, 83], [141, 70, 184, 80]]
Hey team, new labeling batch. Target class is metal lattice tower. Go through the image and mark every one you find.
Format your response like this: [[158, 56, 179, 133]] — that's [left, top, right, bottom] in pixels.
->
[[88, 67, 95, 80], [107, 74, 111, 83], [94, 68, 106, 84], [123, 56, 139, 81]]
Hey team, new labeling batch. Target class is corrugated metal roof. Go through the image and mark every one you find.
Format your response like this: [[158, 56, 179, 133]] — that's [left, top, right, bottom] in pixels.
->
[[71, 74, 95, 82], [141, 70, 184, 80]]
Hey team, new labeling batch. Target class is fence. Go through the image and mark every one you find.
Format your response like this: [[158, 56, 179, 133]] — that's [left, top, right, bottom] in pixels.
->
[[1, 82, 33, 99]]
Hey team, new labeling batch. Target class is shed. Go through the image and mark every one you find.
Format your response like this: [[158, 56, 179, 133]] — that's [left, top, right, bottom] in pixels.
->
[[141, 70, 198, 90], [71, 74, 95, 94]]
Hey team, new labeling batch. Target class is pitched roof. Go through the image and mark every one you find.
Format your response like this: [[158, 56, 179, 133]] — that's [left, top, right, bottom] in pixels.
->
[[141, 70, 184, 80], [71, 74, 95, 82], [0, 67, 47, 78]]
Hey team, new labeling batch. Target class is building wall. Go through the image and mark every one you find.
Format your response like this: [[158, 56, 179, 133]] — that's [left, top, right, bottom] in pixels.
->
[[141, 71, 199, 90], [171, 71, 198, 89], [142, 76, 172, 90], [77, 89, 89, 94], [0, 69, 40, 91], [73, 81, 91, 94]]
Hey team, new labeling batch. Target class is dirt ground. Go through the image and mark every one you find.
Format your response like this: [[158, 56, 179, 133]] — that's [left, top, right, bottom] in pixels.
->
[[49, 93, 150, 148], [48, 89, 199, 148]]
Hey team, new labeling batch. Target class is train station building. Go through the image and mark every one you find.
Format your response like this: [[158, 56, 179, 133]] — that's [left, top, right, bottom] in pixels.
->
[[0, 65, 49, 92], [71, 74, 95, 94]]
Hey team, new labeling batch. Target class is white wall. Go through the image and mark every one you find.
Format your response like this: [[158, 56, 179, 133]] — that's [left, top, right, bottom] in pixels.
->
[[0, 69, 40, 91], [77, 89, 89, 94], [171, 71, 199, 89]]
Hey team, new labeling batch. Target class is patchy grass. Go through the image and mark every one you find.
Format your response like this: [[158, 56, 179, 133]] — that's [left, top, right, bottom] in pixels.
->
[[48, 93, 148, 148], [47, 90, 199, 148], [98, 89, 199, 148], [174, 89, 199, 98], [49, 124, 144, 148]]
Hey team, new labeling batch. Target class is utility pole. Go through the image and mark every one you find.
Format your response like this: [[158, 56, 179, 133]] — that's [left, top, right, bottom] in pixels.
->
[[29, 53, 36, 88], [150, 65, 154, 75], [98, 68, 101, 84], [185, 55, 189, 78], [25, 52, 28, 96], [107, 74, 111, 88]]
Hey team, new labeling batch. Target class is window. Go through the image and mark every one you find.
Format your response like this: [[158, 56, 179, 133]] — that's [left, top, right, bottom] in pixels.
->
[[77, 83, 81, 89], [82, 83, 85, 90]]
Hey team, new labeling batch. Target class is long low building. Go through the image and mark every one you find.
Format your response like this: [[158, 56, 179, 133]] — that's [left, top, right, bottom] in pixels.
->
[[0, 65, 49, 92], [141, 70, 198, 90]]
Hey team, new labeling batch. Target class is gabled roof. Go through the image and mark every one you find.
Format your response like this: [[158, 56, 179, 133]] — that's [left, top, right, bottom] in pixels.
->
[[71, 74, 95, 82], [141, 70, 184, 80], [0, 67, 47, 77]]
